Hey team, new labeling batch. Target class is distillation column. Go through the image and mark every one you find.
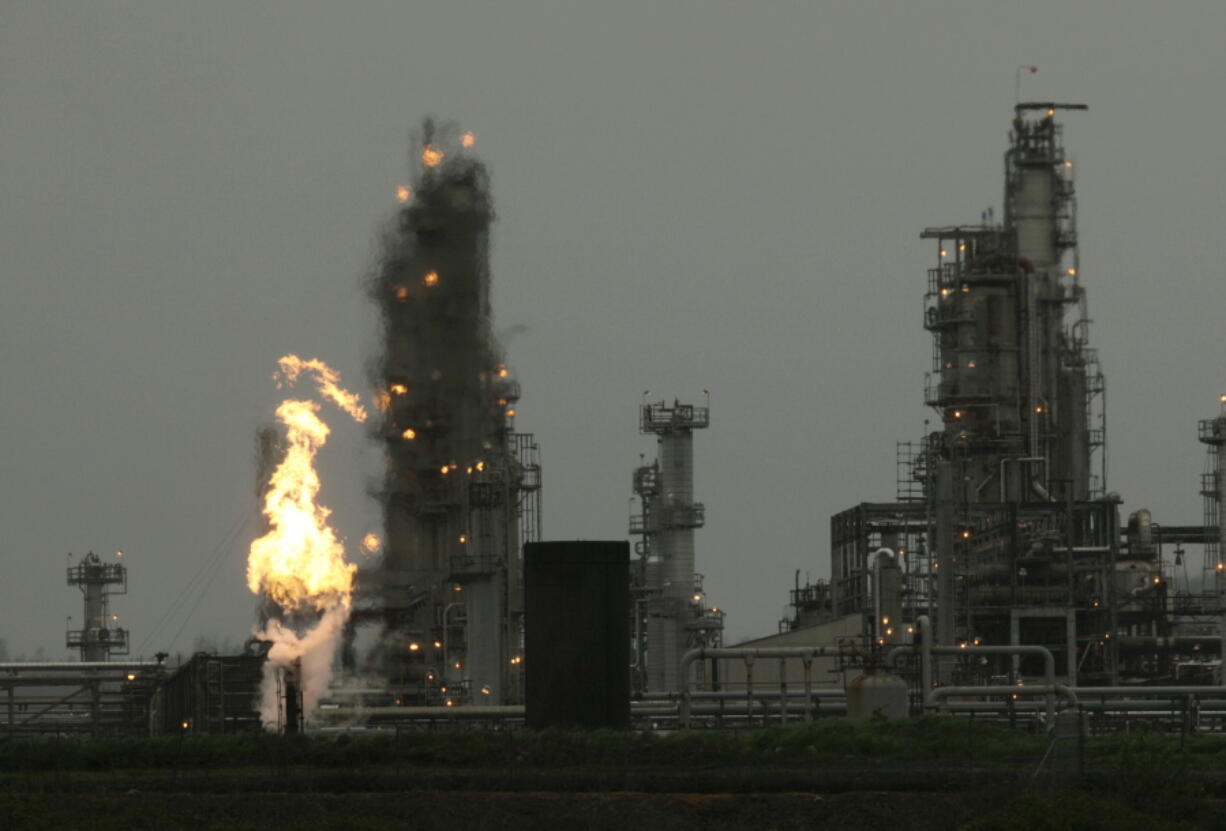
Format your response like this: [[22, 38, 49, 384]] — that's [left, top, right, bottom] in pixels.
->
[[1200, 397, 1226, 580], [1004, 102, 1092, 501], [920, 103, 1098, 655], [66, 551, 129, 661], [360, 121, 532, 704], [640, 400, 709, 692]]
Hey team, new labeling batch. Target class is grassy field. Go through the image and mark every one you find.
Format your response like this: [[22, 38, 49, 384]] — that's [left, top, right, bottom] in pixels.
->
[[3, 718, 1226, 829]]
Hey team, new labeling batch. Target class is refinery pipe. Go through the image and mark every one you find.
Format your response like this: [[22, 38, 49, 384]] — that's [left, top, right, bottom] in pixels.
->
[[678, 646, 856, 728], [927, 684, 1078, 717]]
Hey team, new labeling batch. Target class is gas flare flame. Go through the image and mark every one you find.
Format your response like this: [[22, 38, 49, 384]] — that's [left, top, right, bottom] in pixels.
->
[[248, 355, 365, 729]]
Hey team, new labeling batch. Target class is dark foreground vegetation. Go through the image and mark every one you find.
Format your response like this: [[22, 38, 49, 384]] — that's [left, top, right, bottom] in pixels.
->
[[3, 717, 1226, 829]]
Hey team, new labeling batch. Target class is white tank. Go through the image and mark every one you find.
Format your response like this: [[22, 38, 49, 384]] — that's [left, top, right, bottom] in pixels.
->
[[846, 671, 909, 720]]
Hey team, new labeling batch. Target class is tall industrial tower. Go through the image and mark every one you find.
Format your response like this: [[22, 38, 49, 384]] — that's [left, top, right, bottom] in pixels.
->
[[919, 102, 1114, 656], [630, 398, 722, 692], [1200, 398, 1226, 582], [66, 551, 129, 661], [346, 121, 541, 705]]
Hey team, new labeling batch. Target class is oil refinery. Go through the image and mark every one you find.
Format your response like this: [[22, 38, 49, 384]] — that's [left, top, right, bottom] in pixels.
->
[[6, 103, 1226, 739], [752, 103, 1226, 700]]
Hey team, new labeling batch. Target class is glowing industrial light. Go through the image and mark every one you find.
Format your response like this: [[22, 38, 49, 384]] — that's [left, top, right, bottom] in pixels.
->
[[409, 642, 420, 651], [440, 686, 447, 693], [961, 529, 972, 539], [906, 626, 914, 634], [453, 586, 463, 592], [940, 288, 951, 297], [1218, 394, 1226, 404], [422, 145, 444, 167], [1046, 108, 1055, 116], [1067, 267, 1077, 276], [953, 410, 964, 419], [434, 641, 442, 648], [496, 365, 509, 378], [1064, 160, 1073, 168], [423, 271, 439, 287], [506, 409, 516, 418], [394, 286, 409, 301], [181, 721, 191, 730], [972, 638, 981, 645], [402, 428, 416, 440], [363, 533, 381, 553], [1153, 577, 1161, 584], [454, 661, 462, 669], [449, 463, 459, 470], [960, 284, 969, 293], [126, 673, 136, 681], [461, 132, 476, 148], [445, 699, 454, 707], [396, 186, 411, 203], [466, 466, 473, 474], [1217, 563, 1225, 572], [458, 534, 468, 544], [427, 673, 435, 681], [939, 249, 948, 257], [959, 643, 967, 649], [475, 461, 485, 472], [958, 244, 966, 252], [1035, 406, 1045, 414], [390, 384, 408, 396], [882, 616, 890, 625], [885, 628, 894, 636], [440, 465, 450, 475], [481, 686, 491, 696], [968, 361, 976, 369], [116, 550, 124, 558]]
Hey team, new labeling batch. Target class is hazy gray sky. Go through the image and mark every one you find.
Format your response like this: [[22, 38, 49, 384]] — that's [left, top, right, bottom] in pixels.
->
[[2, 1, 1224, 657]]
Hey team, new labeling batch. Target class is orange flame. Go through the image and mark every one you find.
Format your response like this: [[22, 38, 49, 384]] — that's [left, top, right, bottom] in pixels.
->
[[422, 145, 444, 167], [423, 271, 439, 287], [396, 186, 411, 203], [362, 533, 381, 554], [248, 356, 367, 729], [461, 132, 476, 148], [248, 358, 365, 611], [275, 356, 368, 423]]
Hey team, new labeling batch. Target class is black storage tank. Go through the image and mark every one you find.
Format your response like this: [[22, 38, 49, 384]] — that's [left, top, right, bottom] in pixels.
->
[[524, 541, 629, 729]]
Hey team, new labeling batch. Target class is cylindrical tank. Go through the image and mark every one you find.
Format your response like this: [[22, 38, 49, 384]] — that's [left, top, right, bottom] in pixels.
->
[[846, 671, 909, 720]]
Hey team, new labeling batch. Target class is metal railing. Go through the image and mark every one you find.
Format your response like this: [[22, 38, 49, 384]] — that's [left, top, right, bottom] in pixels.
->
[[678, 646, 855, 728]]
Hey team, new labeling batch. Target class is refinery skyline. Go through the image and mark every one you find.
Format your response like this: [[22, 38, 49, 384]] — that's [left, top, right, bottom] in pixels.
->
[[2, 1, 1224, 658]]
